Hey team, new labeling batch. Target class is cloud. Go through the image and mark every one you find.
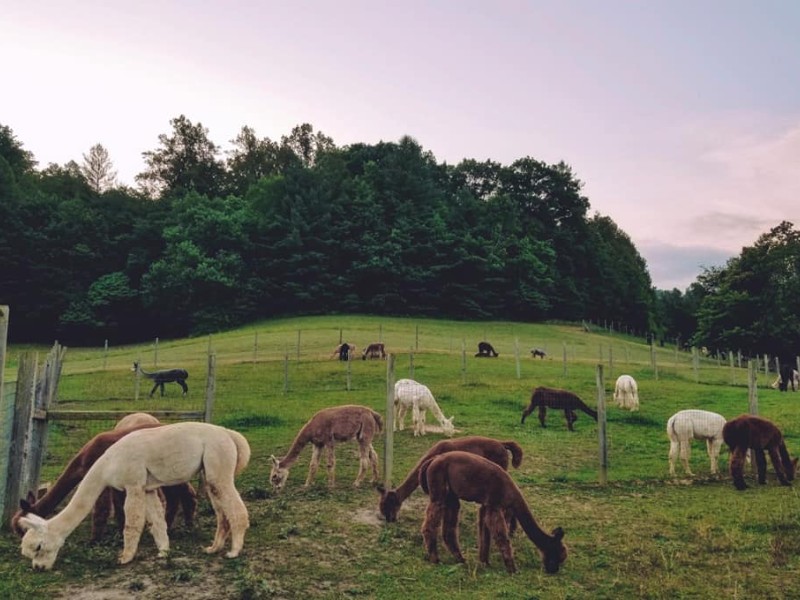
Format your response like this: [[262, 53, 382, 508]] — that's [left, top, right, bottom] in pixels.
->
[[638, 242, 734, 291]]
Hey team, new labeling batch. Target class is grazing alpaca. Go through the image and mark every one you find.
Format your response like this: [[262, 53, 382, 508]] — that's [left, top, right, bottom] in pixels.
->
[[521, 387, 597, 431], [778, 364, 799, 392], [132, 361, 189, 397], [362, 342, 386, 360], [419, 451, 567, 574], [331, 343, 358, 361], [10, 413, 197, 541], [666, 410, 726, 476], [377, 436, 523, 522], [17, 422, 250, 570], [269, 405, 382, 490], [475, 341, 499, 357], [613, 375, 639, 411], [770, 369, 800, 390], [393, 378, 455, 437], [531, 348, 547, 359], [722, 414, 798, 490]]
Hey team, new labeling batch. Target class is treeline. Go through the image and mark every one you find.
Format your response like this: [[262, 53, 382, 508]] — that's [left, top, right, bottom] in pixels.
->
[[1, 117, 654, 344]]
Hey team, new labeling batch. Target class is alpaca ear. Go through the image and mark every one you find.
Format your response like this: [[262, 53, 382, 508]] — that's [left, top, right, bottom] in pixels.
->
[[25, 490, 37, 506], [270, 455, 280, 467], [552, 527, 565, 541], [375, 483, 386, 494], [18, 513, 46, 532]]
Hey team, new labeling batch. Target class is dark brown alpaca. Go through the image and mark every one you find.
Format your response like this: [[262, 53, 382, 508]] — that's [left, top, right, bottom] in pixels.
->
[[722, 414, 798, 490], [521, 386, 597, 431], [377, 436, 524, 522], [419, 451, 567, 574], [10, 414, 197, 540]]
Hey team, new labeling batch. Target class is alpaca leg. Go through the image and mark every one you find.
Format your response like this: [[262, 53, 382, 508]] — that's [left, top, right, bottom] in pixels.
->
[[368, 444, 380, 483], [754, 448, 768, 484], [394, 404, 402, 431], [91, 488, 114, 542], [767, 445, 791, 486], [412, 404, 422, 436], [478, 505, 492, 565], [354, 442, 368, 487], [325, 444, 336, 488], [485, 507, 516, 573], [144, 490, 170, 558], [419, 409, 428, 436], [149, 382, 159, 398], [565, 409, 576, 431], [538, 405, 547, 428], [422, 501, 445, 564], [219, 488, 249, 558], [441, 495, 465, 563], [304, 445, 322, 487], [680, 440, 694, 476], [120, 487, 147, 564], [178, 379, 188, 396], [203, 486, 230, 554], [668, 439, 679, 476], [112, 489, 127, 534], [730, 448, 748, 490], [708, 439, 722, 474]]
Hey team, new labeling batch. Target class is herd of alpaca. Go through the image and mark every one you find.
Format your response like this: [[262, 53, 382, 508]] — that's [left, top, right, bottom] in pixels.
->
[[14, 344, 800, 577]]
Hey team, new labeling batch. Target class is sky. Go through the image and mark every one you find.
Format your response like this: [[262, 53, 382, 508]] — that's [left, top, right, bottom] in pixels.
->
[[2, 0, 799, 291]]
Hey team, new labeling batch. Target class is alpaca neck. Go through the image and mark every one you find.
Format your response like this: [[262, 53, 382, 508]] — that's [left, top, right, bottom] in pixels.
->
[[427, 401, 447, 424], [394, 460, 426, 500], [31, 453, 89, 516], [46, 466, 109, 538], [279, 427, 312, 467], [510, 495, 555, 551]]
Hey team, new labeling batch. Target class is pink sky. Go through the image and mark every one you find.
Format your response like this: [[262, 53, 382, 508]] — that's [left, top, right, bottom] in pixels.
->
[[2, 0, 799, 290]]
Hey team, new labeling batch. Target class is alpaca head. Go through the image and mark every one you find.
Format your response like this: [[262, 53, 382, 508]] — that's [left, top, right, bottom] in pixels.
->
[[269, 455, 289, 491], [18, 511, 64, 571], [131, 361, 139, 372], [376, 485, 401, 522], [788, 457, 799, 482], [442, 416, 456, 437], [541, 527, 567, 574]]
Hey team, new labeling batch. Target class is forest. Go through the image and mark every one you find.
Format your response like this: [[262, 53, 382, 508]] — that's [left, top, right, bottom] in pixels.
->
[[1, 117, 798, 357]]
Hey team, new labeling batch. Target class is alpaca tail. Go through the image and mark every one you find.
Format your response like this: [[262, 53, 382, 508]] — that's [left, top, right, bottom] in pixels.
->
[[371, 409, 384, 433], [226, 429, 251, 476], [419, 457, 435, 495], [502, 441, 524, 468]]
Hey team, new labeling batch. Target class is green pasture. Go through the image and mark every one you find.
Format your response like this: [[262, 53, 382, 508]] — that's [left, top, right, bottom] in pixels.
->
[[1, 315, 799, 599]]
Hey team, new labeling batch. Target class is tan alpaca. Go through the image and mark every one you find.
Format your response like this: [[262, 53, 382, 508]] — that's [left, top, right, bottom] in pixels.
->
[[18, 422, 250, 570], [10, 413, 197, 541], [419, 451, 567, 574], [394, 378, 455, 437], [378, 436, 523, 522], [270, 405, 382, 491]]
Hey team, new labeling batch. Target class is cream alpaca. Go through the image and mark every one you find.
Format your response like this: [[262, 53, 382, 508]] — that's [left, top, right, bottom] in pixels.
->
[[393, 378, 455, 437], [666, 409, 726, 476], [270, 405, 382, 490], [18, 422, 250, 570], [613, 375, 639, 411]]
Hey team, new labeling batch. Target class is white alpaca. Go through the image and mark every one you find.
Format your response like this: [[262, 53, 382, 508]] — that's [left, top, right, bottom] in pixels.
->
[[18, 422, 250, 570], [666, 410, 726, 476], [613, 375, 639, 411], [393, 378, 455, 437]]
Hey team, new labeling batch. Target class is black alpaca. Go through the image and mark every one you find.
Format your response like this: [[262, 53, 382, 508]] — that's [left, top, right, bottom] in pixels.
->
[[476, 341, 499, 357], [338, 343, 350, 362], [132, 361, 189, 397], [779, 363, 796, 392], [521, 387, 597, 431]]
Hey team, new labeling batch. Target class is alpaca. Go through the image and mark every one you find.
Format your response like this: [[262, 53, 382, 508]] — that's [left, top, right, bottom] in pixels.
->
[[777, 365, 799, 392], [475, 341, 498, 357], [722, 414, 798, 490], [362, 343, 387, 360], [377, 436, 523, 523], [131, 361, 189, 397], [531, 348, 547, 359], [666, 410, 726, 476], [10, 413, 197, 541], [17, 422, 249, 570], [521, 387, 597, 431], [419, 451, 567, 574], [613, 375, 639, 411], [331, 343, 358, 361], [269, 405, 382, 491], [393, 378, 455, 437]]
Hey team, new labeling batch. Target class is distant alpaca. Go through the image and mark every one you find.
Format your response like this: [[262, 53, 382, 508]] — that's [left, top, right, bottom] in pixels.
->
[[419, 451, 567, 574], [722, 414, 798, 490], [531, 348, 547, 359], [17, 422, 250, 569], [475, 341, 499, 357], [10, 413, 197, 541], [770, 369, 799, 390], [666, 410, 726, 476], [613, 375, 639, 411], [521, 387, 597, 431], [362, 343, 387, 360], [331, 343, 358, 361], [393, 378, 455, 437], [779, 364, 799, 392], [377, 436, 523, 522], [132, 361, 189, 397], [269, 405, 382, 490]]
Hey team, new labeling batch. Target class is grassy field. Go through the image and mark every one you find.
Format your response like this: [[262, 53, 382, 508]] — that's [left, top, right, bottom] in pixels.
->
[[1, 315, 799, 599]]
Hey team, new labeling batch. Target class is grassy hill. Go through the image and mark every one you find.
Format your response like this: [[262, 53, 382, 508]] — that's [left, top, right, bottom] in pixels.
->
[[2, 315, 799, 599]]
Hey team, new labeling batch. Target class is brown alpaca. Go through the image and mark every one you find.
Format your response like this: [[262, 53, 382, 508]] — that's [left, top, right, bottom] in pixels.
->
[[521, 386, 597, 431], [722, 414, 798, 490], [270, 405, 383, 490], [377, 436, 523, 522], [419, 451, 567, 574], [10, 413, 197, 540]]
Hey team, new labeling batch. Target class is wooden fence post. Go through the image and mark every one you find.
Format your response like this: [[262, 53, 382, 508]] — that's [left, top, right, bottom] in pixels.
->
[[729, 351, 735, 385], [461, 339, 467, 385], [154, 336, 159, 366], [748, 362, 759, 415], [0, 306, 10, 522], [103, 339, 108, 370], [204, 353, 216, 423], [514, 337, 521, 379], [384, 355, 396, 486], [3, 352, 37, 525], [134, 352, 142, 402], [253, 332, 259, 367], [596, 364, 608, 485], [562, 342, 567, 378], [283, 354, 289, 394], [409, 349, 415, 380]]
